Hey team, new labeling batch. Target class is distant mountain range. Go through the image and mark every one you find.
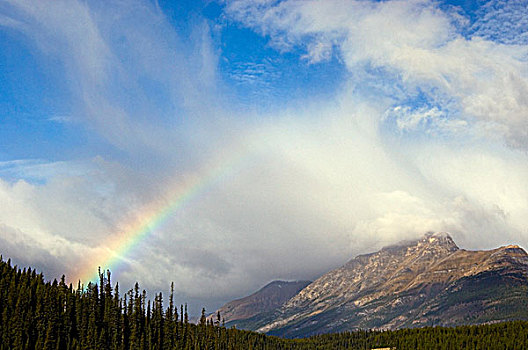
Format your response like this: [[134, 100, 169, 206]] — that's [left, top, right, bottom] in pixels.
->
[[213, 232, 528, 337], [210, 280, 311, 329]]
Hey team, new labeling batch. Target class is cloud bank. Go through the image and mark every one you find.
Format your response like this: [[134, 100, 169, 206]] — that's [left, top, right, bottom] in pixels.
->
[[0, 0, 527, 312]]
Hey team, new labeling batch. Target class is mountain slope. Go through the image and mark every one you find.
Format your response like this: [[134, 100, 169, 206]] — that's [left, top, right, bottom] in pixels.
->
[[212, 280, 311, 329], [257, 232, 528, 337]]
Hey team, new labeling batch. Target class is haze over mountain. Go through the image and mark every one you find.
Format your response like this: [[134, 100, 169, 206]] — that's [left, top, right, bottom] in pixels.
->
[[209, 280, 311, 329], [215, 233, 528, 337]]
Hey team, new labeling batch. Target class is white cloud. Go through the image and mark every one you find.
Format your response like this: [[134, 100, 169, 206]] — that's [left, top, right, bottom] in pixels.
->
[[1, 0, 528, 314], [302, 39, 333, 63], [0, 159, 89, 183], [471, 0, 528, 45], [2, 96, 528, 312], [226, 0, 528, 149], [0, 0, 224, 155]]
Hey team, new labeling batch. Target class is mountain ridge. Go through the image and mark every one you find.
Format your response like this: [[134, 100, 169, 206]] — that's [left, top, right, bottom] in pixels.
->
[[214, 232, 528, 337], [209, 279, 311, 328]]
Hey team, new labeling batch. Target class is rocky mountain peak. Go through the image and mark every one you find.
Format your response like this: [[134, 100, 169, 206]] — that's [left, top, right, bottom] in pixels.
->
[[423, 231, 458, 248], [369, 232, 459, 268], [390, 232, 458, 252], [342, 232, 459, 272], [256, 233, 528, 336], [411, 232, 459, 256]]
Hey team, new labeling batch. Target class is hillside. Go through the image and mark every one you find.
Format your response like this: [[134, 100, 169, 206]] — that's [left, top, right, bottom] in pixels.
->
[[211, 280, 311, 329], [218, 233, 528, 337]]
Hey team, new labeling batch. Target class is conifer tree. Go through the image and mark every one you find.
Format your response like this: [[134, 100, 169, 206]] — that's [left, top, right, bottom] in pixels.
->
[[2, 256, 528, 350]]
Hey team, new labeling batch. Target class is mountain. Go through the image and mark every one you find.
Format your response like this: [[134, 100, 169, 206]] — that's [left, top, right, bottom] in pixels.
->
[[224, 232, 528, 337], [211, 280, 311, 329]]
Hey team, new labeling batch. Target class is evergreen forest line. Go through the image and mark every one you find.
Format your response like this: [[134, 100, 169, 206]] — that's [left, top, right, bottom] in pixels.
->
[[1, 256, 528, 349]]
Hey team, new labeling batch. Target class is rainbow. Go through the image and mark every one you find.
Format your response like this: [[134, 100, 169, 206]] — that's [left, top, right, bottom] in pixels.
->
[[74, 145, 253, 285]]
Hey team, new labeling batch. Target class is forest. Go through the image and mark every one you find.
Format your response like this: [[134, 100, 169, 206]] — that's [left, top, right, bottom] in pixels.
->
[[1, 256, 528, 349]]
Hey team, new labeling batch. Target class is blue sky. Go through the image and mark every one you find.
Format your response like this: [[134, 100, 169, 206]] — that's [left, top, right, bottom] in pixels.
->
[[0, 0, 347, 163], [1, 0, 528, 313]]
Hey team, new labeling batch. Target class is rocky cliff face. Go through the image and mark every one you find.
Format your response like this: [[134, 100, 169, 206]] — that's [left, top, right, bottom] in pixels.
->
[[255, 233, 528, 337]]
